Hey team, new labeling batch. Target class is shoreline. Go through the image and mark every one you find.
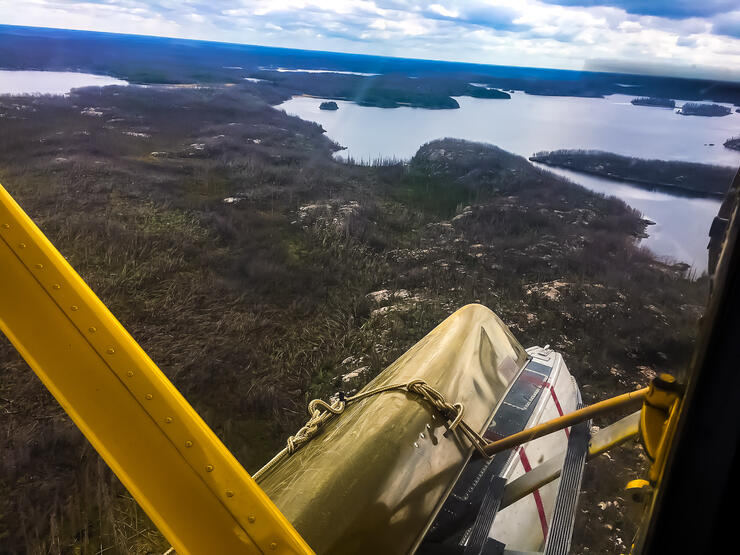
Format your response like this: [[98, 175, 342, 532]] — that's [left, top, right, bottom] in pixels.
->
[[529, 157, 728, 199]]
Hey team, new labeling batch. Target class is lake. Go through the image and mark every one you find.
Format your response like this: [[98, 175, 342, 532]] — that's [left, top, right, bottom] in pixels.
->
[[280, 93, 740, 271], [534, 165, 722, 274], [0, 70, 128, 95]]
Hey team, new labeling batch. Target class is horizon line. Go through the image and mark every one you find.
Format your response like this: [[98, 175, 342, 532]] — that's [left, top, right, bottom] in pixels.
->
[[4, 22, 738, 84]]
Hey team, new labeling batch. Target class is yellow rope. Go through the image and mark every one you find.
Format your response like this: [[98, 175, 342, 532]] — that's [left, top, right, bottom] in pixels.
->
[[253, 378, 491, 481]]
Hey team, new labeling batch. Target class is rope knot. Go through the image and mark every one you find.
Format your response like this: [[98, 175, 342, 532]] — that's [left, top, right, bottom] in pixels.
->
[[406, 379, 465, 430], [255, 376, 493, 479]]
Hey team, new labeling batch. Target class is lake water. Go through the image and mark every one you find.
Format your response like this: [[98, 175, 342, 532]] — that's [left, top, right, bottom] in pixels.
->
[[280, 93, 740, 271], [535, 165, 722, 273], [264, 67, 380, 76], [0, 70, 128, 95]]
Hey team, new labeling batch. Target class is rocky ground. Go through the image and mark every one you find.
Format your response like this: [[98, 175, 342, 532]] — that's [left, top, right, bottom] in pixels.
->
[[0, 86, 708, 554]]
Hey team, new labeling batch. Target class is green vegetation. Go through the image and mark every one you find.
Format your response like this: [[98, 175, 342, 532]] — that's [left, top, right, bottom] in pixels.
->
[[253, 71, 464, 108], [3, 24, 740, 108], [0, 85, 708, 554], [530, 149, 735, 196], [464, 86, 511, 99], [678, 102, 731, 116], [630, 97, 675, 108], [319, 101, 339, 110], [725, 136, 740, 151]]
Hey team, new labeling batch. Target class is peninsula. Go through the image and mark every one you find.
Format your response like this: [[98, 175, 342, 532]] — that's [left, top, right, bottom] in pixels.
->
[[631, 97, 675, 108], [530, 149, 735, 196], [678, 102, 731, 116]]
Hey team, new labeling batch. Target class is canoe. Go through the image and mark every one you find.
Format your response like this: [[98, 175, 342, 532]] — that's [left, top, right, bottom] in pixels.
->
[[257, 304, 528, 554], [420, 345, 580, 552], [257, 304, 581, 554]]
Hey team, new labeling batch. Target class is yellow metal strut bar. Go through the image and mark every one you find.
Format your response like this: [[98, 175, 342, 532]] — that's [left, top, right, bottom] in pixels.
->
[[482, 386, 649, 456], [499, 410, 641, 509], [0, 183, 314, 555], [484, 375, 681, 508]]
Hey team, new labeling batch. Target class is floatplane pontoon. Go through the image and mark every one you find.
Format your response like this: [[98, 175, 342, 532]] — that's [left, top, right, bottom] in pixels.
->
[[0, 181, 685, 554]]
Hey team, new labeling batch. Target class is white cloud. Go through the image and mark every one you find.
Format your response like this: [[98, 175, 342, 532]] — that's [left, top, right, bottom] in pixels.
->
[[428, 4, 459, 18], [0, 0, 739, 80], [618, 20, 641, 32]]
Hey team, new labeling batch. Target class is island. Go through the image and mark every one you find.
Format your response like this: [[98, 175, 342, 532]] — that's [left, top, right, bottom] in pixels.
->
[[678, 102, 731, 116], [631, 97, 675, 108], [529, 149, 735, 196], [464, 86, 511, 99], [3, 25, 740, 109], [0, 25, 723, 555], [725, 136, 740, 151], [319, 101, 339, 110]]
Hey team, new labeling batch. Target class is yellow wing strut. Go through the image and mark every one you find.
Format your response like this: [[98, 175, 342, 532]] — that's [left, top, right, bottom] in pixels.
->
[[0, 183, 314, 555]]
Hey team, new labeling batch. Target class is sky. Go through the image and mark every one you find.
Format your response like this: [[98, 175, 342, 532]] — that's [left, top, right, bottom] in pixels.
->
[[2, 1, 740, 81]]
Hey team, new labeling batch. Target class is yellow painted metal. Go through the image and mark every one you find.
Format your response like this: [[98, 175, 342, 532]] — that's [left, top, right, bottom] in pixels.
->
[[0, 183, 314, 555], [638, 374, 681, 483], [499, 410, 641, 510], [483, 387, 649, 456], [587, 410, 641, 458], [258, 304, 529, 555], [625, 479, 650, 492]]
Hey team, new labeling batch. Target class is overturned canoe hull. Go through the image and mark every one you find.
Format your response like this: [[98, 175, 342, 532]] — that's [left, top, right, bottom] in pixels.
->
[[490, 347, 579, 551], [257, 304, 528, 554], [421, 346, 580, 552]]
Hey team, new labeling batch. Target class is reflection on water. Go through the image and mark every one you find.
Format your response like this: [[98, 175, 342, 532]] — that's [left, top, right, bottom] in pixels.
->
[[280, 94, 737, 272], [280, 94, 740, 166], [537, 165, 721, 272], [265, 67, 380, 76], [0, 70, 128, 95]]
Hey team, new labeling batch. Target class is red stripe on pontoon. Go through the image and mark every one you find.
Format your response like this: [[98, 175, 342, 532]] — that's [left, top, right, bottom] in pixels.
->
[[483, 429, 504, 441], [520, 373, 549, 388], [548, 384, 570, 438], [518, 448, 549, 540]]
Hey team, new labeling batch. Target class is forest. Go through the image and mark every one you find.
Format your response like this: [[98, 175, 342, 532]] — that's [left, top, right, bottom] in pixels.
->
[[725, 136, 740, 151], [0, 81, 710, 554], [678, 102, 732, 116], [630, 97, 675, 108], [2, 24, 740, 105], [530, 149, 736, 196]]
